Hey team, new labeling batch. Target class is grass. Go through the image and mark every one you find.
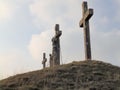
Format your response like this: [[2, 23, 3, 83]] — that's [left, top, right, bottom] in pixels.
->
[[0, 60, 120, 90]]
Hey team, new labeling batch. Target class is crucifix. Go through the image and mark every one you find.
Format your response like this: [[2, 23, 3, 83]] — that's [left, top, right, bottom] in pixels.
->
[[52, 24, 62, 66], [42, 53, 47, 69], [79, 1, 94, 60]]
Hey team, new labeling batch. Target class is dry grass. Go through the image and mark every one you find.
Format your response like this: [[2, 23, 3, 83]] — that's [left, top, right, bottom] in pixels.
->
[[0, 60, 120, 90]]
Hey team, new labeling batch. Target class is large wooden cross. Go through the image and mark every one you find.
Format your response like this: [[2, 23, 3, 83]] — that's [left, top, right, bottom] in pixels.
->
[[52, 24, 62, 66], [42, 53, 47, 69], [79, 1, 93, 60]]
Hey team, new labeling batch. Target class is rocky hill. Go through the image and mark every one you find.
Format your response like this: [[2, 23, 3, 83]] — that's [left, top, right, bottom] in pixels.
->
[[0, 60, 120, 90]]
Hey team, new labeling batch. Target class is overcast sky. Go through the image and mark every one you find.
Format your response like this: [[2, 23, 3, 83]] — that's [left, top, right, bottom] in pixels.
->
[[0, 0, 120, 79]]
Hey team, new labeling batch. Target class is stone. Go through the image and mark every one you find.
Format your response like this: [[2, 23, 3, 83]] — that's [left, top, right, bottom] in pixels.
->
[[51, 24, 62, 66], [79, 1, 93, 60]]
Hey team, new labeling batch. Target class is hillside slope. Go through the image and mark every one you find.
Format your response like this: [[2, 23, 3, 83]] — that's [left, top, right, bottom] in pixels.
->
[[0, 60, 120, 90]]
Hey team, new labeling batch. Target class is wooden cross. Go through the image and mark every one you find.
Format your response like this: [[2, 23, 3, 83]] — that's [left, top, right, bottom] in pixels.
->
[[52, 24, 62, 66], [79, 1, 93, 60], [55, 24, 62, 65], [42, 53, 47, 69]]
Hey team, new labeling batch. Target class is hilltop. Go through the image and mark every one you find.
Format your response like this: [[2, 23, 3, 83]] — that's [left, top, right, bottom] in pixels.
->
[[0, 60, 120, 90]]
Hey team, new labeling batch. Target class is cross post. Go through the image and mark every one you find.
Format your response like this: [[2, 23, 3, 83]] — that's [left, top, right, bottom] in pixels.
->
[[49, 54, 53, 67], [42, 53, 47, 69], [79, 1, 93, 60]]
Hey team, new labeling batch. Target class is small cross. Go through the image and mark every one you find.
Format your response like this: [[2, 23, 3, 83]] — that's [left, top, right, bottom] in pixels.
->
[[42, 53, 47, 69], [79, 1, 93, 60]]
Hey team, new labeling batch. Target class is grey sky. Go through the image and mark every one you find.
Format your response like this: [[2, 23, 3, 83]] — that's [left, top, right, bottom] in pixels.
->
[[0, 0, 120, 79]]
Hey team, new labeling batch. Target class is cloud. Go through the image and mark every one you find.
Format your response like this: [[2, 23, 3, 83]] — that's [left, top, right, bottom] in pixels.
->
[[28, 24, 120, 67], [0, 48, 24, 79], [28, 0, 84, 63], [99, 16, 109, 24], [17, 0, 33, 3], [28, 0, 120, 67], [0, 0, 120, 80], [0, 1, 16, 21], [0, 48, 40, 80], [28, 30, 52, 61], [91, 26, 120, 66], [28, 25, 85, 65], [29, 0, 81, 29]]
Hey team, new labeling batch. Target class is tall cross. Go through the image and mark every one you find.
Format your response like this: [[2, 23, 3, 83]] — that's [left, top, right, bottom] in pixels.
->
[[42, 53, 47, 69], [52, 24, 62, 66], [79, 1, 93, 60], [55, 24, 62, 65]]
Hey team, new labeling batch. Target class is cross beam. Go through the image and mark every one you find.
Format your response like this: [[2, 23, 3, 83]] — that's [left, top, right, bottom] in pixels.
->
[[79, 1, 93, 60], [55, 24, 62, 38]]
